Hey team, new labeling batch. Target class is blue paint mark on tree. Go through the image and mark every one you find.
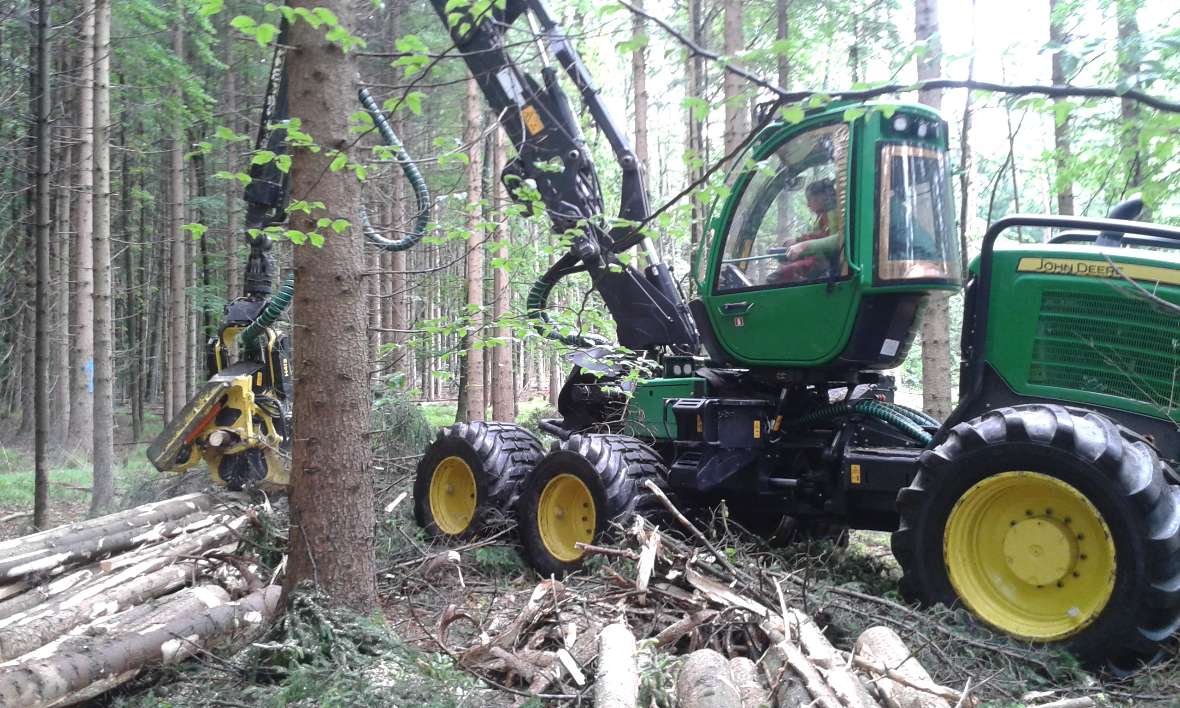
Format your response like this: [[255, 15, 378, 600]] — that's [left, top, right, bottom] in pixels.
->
[[86, 359, 94, 394]]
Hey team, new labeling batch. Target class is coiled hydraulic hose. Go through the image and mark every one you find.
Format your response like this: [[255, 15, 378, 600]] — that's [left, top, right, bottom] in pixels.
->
[[525, 253, 609, 348], [239, 273, 294, 355], [783, 399, 933, 446], [357, 87, 431, 251], [878, 400, 940, 428], [238, 88, 428, 353]]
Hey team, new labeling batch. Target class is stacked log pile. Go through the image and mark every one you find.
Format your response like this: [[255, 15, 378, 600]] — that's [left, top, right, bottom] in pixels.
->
[[420, 483, 1095, 708], [0, 493, 282, 708]]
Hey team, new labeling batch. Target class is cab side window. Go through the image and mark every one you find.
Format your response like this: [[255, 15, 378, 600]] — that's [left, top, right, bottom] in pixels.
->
[[717, 124, 850, 292]]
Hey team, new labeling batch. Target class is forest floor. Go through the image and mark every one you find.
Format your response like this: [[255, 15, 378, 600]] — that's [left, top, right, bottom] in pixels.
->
[[2, 398, 1178, 706]]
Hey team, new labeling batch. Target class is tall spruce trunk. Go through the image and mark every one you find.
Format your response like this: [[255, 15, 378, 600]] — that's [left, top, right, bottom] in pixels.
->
[[722, 0, 747, 162], [67, 3, 95, 454], [915, 0, 952, 420], [1116, 0, 1141, 194], [91, 0, 115, 514], [282, 0, 378, 613], [167, 12, 187, 420], [490, 134, 514, 421], [460, 77, 485, 421], [1048, 0, 1074, 215], [33, 0, 52, 529]]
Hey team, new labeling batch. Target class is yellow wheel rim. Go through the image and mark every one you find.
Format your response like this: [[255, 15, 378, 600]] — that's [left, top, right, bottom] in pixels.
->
[[428, 456, 477, 535], [537, 474, 596, 562], [944, 471, 1117, 641]]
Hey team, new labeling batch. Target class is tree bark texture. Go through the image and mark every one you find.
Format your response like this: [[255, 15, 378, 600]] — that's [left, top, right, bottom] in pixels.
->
[[1115, 0, 1141, 192], [167, 9, 187, 420], [66, 3, 95, 454], [915, 0, 953, 420], [461, 75, 485, 421], [91, 0, 115, 515], [283, 0, 379, 614], [722, 0, 747, 163], [1048, 0, 1074, 215], [32, 0, 51, 529], [490, 133, 514, 421]]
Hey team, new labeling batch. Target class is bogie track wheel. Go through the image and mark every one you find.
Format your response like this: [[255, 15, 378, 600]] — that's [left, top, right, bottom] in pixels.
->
[[516, 434, 667, 578], [893, 404, 1180, 669], [414, 422, 544, 539]]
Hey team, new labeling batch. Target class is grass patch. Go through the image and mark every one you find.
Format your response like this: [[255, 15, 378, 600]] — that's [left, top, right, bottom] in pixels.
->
[[417, 398, 553, 433], [0, 465, 94, 506]]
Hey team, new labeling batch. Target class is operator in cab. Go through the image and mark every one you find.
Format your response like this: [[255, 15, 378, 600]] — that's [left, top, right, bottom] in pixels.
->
[[767, 178, 841, 284]]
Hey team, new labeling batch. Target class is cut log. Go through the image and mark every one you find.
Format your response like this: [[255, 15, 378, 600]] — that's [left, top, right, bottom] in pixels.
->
[[854, 626, 952, 708], [0, 586, 233, 668], [0, 581, 30, 603], [0, 508, 232, 581], [0, 565, 103, 622], [0, 585, 280, 708], [778, 608, 880, 708], [594, 622, 638, 708], [0, 562, 198, 660], [675, 648, 741, 708], [0, 493, 224, 558], [654, 609, 718, 649], [728, 657, 768, 708]]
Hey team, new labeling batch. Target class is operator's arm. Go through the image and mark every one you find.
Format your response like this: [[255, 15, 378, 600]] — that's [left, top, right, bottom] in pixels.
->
[[790, 232, 842, 258]]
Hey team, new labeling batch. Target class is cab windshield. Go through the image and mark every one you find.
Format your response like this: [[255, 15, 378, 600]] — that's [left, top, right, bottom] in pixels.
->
[[716, 124, 850, 292], [876, 144, 960, 283]]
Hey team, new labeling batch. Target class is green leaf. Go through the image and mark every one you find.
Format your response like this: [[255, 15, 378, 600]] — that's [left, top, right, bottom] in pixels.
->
[[275, 154, 292, 173], [183, 223, 208, 240], [312, 7, 339, 26], [1053, 99, 1074, 127], [842, 107, 866, 123], [330, 218, 350, 234], [308, 231, 325, 247], [779, 103, 805, 124], [198, 0, 224, 17], [251, 150, 276, 165], [254, 22, 279, 47], [405, 91, 425, 116], [329, 153, 348, 172], [286, 229, 307, 245], [230, 15, 257, 34]]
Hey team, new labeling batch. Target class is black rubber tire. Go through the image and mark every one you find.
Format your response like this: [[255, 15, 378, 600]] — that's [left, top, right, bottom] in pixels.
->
[[516, 434, 667, 578], [413, 421, 544, 539], [892, 404, 1180, 669]]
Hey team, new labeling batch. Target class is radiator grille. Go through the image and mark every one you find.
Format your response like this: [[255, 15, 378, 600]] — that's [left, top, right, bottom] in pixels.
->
[[1030, 290, 1180, 414]]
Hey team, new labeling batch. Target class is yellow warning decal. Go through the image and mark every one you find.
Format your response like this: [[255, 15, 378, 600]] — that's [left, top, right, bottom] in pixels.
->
[[1016, 257, 1180, 287], [521, 105, 545, 135], [850, 464, 862, 485], [696, 416, 703, 433], [753, 420, 761, 439]]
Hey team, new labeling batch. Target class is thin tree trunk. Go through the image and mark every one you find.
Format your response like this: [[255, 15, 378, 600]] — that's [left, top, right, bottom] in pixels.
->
[[722, 0, 747, 163], [1048, 0, 1074, 215], [283, 0, 378, 613], [915, 0, 952, 420], [1116, 0, 1141, 195], [91, 0, 115, 514], [53, 141, 71, 443], [685, 0, 706, 280], [67, 3, 96, 454], [223, 42, 241, 300], [167, 10, 187, 420], [461, 76, 485, 421], [33, 0, 52, 529], [490, 133, 514, 421]]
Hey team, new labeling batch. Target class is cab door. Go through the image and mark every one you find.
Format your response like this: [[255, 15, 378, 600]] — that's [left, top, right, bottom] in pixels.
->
[[705, 123, 857, 367]]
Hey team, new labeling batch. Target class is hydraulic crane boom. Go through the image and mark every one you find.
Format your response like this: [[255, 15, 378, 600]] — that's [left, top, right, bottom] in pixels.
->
[[430, 0, 698, 353]]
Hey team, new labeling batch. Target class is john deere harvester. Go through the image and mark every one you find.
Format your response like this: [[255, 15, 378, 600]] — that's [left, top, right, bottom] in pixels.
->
[[410, 0, 1180, 669], [148, 0, 1179, 670]]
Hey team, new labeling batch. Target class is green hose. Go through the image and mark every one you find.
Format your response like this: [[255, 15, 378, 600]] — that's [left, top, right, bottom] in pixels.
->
[[240, 273, 294, 355], [783, 399, 933, 446], [878, 400, 940, 428]]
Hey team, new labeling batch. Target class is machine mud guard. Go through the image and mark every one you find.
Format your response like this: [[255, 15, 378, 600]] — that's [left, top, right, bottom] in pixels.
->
[[147, 362, 264, 473]]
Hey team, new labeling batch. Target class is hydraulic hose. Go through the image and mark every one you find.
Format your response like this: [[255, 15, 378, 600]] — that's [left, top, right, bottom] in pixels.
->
[[878, 400, 940, 428], [240, 272, 294, 355], [525, 254, 608, 348], [357, 87, 431, 251], [783, 399, 933, 446]]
